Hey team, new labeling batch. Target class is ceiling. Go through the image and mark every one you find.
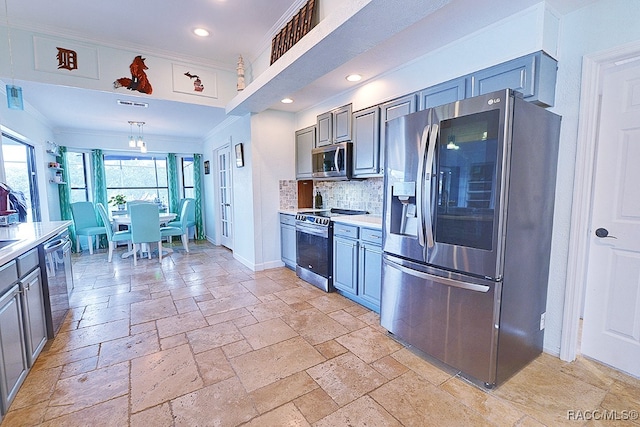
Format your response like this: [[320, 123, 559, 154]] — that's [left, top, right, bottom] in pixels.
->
[[0, 0, 595, 142]]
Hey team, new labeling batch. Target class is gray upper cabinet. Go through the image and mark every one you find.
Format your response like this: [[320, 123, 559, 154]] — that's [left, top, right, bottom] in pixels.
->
[[317, 104, 353, 146], [418, 76, 466, 110], [316, 112, 332, 147], [379, 94, 417, 173], [333, 104, 352, 143], [467, 51, 557, 107], [352, 106, 381, 178], [295, 125, 316, 179]]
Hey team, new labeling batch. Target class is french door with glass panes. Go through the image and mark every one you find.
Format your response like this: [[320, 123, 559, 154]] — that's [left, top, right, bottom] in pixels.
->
[[217, 145, 233, 249]]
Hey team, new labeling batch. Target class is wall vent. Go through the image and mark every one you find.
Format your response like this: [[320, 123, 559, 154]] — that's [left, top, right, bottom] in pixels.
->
[[117, 99, 148, 108]]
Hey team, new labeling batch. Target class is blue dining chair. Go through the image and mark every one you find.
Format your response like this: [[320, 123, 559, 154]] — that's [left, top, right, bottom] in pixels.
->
[[70, 201, 106, 254], [129, 203, 163, 266], [161, 199, 191, 252], [167, 198, 196, 238], [96, 203, 132, 262]]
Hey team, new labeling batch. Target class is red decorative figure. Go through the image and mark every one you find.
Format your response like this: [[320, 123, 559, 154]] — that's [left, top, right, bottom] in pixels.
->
[[114, 56, 153, 95]]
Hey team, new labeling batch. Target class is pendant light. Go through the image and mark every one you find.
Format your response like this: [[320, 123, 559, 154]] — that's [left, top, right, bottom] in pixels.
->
[[128, 121, 136, 147], [127, 121, 146, 152]]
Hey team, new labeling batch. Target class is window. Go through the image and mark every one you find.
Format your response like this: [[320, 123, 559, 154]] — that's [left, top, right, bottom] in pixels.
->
[[182, 157, 194, 199], [104, 155, 168, 206], [66, 152, 89, 203], [1, 133, 40, 222]]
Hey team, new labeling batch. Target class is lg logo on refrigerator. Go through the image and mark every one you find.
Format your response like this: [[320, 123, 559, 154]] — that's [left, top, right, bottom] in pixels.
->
[[487, 97, 501, 105]]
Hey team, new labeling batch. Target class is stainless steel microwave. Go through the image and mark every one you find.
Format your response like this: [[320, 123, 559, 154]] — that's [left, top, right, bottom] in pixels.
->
[[312, 142, 353, 180]]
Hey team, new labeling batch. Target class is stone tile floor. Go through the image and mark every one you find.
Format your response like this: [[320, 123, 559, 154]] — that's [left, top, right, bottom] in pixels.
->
[[2, 241, 639, 426]]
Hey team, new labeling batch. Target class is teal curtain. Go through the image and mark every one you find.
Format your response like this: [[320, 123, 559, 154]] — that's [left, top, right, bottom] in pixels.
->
[[92, 149, 108, 248], [193, 153, 205, 240], [167, 153, 180, 214], [57, 146, 78, 251]]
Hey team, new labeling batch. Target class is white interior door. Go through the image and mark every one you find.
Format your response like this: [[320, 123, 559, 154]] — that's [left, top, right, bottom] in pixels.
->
[[581, 60, 640, 377], [216, 145, 233, 249]]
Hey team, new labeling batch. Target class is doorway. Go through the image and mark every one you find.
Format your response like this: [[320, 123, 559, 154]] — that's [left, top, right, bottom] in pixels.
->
[[1, 133, 41, 222], [562, 42, 640, 378], [215, 145, 233, 250]]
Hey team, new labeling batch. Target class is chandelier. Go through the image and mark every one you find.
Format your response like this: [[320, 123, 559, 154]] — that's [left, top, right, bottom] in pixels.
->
[[128, 121, 147, 153]]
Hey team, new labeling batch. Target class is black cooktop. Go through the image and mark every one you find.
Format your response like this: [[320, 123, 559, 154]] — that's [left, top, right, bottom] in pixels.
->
[[298, 208, 368, 218]]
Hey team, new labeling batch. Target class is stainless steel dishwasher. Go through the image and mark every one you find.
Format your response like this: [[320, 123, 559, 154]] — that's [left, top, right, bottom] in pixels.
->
[[39, 230, 74, 338]]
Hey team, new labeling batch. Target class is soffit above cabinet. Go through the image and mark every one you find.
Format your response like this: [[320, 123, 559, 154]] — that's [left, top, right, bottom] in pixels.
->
[[225, 0, 564, 117]]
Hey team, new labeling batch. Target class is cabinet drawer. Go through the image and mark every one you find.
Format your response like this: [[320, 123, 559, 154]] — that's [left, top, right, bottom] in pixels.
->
[[17, 248, 39, 277], [334, 223, 358, 239], [360, 228, 382, 244], [0, 260, 19, 294], [280, 213, 296, 226]]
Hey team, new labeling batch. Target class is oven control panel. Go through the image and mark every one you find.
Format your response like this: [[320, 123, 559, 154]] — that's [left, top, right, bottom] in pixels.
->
[[295, 214, 330, 226]]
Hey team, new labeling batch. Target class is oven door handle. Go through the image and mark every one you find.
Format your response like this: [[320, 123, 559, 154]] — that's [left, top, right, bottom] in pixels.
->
[[296, 223, 329, 238]]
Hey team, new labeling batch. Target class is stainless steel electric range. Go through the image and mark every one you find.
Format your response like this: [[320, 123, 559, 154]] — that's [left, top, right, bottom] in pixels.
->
[[295, 208, 367, 292]]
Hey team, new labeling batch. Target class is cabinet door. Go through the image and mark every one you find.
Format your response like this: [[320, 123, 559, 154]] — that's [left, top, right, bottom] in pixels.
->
[[21, 268, 47, 367], [359, 242, 382, 311], [333, 236, 358, 295], [333, 104, 352, 143], [0, 284, 28, 414], [418, 77, 466, 110], [467, 51, 557, 107], [280, 222, 297, 270], [379, 94, 417, 172], [295, 125, 316, 179], [352, 106, 381, 177], [316, 112, 333, 147]]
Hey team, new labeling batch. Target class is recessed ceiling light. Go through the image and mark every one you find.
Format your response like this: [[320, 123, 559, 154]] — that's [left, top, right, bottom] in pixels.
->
[[281, 98, 294, 104], [193, 28, 210, 37], [346, 74, 362, 82]]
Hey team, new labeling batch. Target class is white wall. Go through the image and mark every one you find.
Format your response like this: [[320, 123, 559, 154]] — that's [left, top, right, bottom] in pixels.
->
[[295, 3, 554, 129], [541, 0, 640, 354], [201, 110, 295, 271], [202, 115, 254, 266], [249, 110, 296, 270], [0, 27, 237, 109]]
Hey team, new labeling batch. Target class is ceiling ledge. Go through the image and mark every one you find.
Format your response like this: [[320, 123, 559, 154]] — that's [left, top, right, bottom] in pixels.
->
[[225, 0, 450, 116]]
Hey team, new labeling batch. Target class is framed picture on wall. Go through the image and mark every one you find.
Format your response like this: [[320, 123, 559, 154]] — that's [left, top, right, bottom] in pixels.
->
[[235, 143, 244, 167], [204, 160, 210, 174]]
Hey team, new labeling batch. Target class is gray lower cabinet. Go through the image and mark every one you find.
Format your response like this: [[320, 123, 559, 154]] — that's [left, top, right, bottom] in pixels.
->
[[295, 125, 316, 179], [358, 228, 383, 308], [0, 261, 28, 416], [20, 268, 47, 367], [333, 223, 382, 312], [280, 213, 297, 270]]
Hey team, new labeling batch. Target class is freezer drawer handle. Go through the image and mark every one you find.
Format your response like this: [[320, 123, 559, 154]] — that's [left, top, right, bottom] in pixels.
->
[[387, 261, 490, 293]]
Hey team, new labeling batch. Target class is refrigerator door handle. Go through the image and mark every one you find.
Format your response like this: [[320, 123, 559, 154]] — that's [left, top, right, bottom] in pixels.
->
[[416, 125, 430, 248], [423, 123, 439, 248], [386, 259, 491, 293]]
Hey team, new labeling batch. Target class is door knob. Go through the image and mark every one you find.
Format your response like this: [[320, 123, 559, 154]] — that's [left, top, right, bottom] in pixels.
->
[[595, 228, 616, 239]]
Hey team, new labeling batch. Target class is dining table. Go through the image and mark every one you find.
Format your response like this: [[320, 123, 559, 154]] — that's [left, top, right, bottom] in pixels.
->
[[111, 212, 177, 258]]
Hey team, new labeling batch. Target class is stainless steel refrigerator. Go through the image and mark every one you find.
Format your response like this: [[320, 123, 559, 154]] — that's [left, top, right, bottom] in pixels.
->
[[380, 89, 561, 387]]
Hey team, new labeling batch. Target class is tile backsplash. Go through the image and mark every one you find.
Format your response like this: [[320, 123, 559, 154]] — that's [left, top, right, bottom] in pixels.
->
[[279, 178, 383, 215]]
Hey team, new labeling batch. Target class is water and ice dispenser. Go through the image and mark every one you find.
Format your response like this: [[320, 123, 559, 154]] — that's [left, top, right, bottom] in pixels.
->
[[389, 181, 418, 237]]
